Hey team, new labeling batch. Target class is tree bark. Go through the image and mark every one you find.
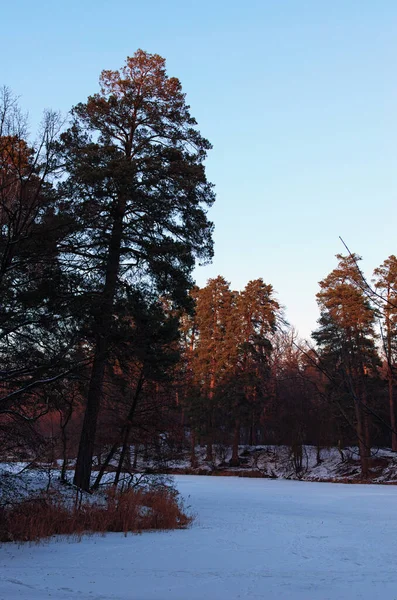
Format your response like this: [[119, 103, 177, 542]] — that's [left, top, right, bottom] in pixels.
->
[[133, 444, 139, 469], [190, 430, 197, 468], [205, 409, 213, 462], [316, 445, 322, 465], [388, 375, 397, 451], [230, 419, 240, 466], [205, 435, 213, 462], [205, 375, 214, 462], [113, 372, 144, 486], [91, 371, 144, 490], [354, 398, 369, 479], [73, 196, 126, 491], [91, 438, 119, 491], [114, 426, 131, 487]]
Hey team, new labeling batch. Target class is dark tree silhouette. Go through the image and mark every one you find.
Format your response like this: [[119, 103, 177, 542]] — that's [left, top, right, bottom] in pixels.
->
[[59, 51, 215, 490]]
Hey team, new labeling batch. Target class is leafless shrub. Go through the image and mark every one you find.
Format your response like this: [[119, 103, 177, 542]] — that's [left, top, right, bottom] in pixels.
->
[[0, 485, 193, 543]]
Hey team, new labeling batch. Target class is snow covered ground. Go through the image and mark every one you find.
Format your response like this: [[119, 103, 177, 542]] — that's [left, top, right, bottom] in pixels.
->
[[1, 475, 397, 599], [164, 444, 397, 483]]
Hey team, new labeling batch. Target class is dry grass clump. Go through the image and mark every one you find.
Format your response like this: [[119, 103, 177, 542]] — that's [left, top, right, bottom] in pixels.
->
[[0, 486, 193, 542]]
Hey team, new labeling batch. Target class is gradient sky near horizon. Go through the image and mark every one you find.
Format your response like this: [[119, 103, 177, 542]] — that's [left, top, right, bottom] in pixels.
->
[[2, 1, 397, 339]]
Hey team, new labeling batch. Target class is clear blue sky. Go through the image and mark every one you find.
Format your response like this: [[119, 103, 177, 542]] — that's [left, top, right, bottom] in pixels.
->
[[2, 1, 397, 338]]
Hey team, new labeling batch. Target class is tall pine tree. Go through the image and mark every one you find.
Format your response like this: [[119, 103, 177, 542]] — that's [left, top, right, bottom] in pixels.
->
[[313, 254, 379, 477], [59, 51, 215, 490]]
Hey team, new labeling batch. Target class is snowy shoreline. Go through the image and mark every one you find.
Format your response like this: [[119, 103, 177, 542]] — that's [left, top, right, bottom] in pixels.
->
[[149, 444, 397, 485]]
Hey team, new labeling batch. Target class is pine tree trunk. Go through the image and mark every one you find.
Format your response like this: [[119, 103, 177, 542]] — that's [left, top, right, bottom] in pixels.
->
[[389, 376, 397, 451], [205, 411, 213, 462], [230, 419, 240, 466], [92, 372, 144, 490], [205, 378, 214, 462], [59, 404, 73, 484], [133, 444, 139, 469], [73, 341, 108, 490], [316, 445, 322, 465], [249, 414, 254, 446], [205, 435, 213, 462], [114, 425, 131, 487], [364, 411, 371, 454], [190, 430, 197, 468], [354, 399, 369, 479], [91, 439, 119, 490], [112, 372, 144, 486], [60, 422, 68, 483], [74, 196, 126, 491], [361, 373, 371, 474], [249, 387, 257, 446]]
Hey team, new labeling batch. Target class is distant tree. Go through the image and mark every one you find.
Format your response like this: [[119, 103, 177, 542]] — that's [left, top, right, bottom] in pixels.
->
[[59, 50, 215, 490], [181, 277, 280, 465], [190, 276, 237, 461], [312, 254, 380, 477], [374, 255, 397, 451], [229, 279, 279, 464]]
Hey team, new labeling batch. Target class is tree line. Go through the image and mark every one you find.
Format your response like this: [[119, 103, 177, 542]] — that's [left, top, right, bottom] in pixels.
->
[[1, 50, 397, 487], [176, 258, 397, 479]]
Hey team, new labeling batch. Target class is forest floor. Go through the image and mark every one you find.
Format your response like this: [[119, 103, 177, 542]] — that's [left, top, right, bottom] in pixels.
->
[[156, 444, 397, 484], [1, 475, 397, 599]]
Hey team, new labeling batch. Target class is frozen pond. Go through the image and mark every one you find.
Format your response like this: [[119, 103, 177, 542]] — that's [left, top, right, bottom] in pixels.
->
[[1, 475, 397, 599]]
